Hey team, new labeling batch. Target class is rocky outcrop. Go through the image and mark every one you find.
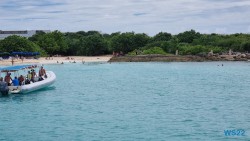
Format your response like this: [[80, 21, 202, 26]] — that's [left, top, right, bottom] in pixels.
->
[[109, 54, 250, 62]]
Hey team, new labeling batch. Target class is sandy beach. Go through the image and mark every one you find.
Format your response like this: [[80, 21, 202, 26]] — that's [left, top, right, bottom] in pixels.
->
[[0, 56, 112, 66]]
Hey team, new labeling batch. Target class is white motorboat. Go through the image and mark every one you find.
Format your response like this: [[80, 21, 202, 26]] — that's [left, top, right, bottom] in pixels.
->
[[0, 64, 56, 94]]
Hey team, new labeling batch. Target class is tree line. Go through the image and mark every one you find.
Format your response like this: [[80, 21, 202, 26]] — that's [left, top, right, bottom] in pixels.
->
[[0, 29, 250, 56]]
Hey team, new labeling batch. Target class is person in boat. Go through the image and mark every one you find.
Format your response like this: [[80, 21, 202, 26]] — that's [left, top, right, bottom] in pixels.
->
[[4, 73, 12, 86], [27, 71, 32, 79], [18, 75, 25, 85], [25, 78, 30, 85], [39, 66, 46, 78], [31, 69, 37, 82], [0, 77, 9, 96], [12, 77, 19, 86]]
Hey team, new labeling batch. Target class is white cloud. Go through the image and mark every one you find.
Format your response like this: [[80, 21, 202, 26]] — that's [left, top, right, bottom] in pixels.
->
[[1, 0, 250, 35]]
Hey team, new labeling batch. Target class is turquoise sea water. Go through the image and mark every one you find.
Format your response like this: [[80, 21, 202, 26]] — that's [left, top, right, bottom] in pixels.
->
[[0, 62, 250, 141]]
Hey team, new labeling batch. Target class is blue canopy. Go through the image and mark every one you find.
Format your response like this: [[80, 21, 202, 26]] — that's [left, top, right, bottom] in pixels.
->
[[0, 64, 38, 72], [11, 52, 40, 56]]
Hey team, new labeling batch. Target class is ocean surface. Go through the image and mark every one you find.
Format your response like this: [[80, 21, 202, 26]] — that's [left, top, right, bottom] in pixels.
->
[[0, 62, 250, 141]]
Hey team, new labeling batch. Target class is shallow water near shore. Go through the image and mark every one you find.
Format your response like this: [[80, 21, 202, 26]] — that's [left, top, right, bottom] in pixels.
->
[[0, 62, 250, 140]]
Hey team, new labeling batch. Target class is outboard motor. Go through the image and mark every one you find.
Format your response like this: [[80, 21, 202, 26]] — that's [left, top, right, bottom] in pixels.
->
[[0, 83, 9, 96]]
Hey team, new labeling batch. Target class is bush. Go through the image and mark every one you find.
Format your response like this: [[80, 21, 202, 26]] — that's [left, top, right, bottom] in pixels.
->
[[128, 47, 168, 55], [142, 47, 167, 55], [128, 49, 140, 55], [179, 45, 206, 55], [178, 44, 226, 55]]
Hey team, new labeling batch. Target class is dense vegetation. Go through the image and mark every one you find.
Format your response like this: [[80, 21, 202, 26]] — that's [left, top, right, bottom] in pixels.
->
[[0, 29, 250, 56]]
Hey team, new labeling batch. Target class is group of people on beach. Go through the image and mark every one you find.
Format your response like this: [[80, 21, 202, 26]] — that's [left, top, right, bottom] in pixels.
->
[[113, 51, 124, 57]]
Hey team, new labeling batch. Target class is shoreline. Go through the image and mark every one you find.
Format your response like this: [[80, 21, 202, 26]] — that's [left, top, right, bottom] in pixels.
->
[[0, 55, 112, 66], [1, 54, 250, 66]]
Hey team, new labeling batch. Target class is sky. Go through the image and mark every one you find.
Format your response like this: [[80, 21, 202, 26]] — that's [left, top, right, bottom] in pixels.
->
[[0, 0, 250, 36]]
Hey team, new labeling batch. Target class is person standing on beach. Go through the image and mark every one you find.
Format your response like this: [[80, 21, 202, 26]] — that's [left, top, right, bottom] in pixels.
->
[[21, 56, 24, 63], [11, 57, 14, 66]]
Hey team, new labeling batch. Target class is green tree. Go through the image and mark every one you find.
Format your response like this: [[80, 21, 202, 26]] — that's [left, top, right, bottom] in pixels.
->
[[65, 37, 81, 55], [78, 34, 108, 56], [38, 34, 59, 55], [153, 32, 172, 41], [86, 31, 101, 36], [52, 31, 68, 54], [192, 34, 218, 46], [177, 29, 201, 43], [161, 37, 179, 53], [110, 32, 134, 53], [110, 32, 149, 53], [242, 42, 250, 52], [31, 31, 68, 55], [0, 35, 41, 53], [133, 33, 150, 48], [28, 31, 46, 42]]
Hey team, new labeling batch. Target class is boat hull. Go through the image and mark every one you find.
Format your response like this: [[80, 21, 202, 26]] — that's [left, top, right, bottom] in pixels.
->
[[9, 71, 56, 94]]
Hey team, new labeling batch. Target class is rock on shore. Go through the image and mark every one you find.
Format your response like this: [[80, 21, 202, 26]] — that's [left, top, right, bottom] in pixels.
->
[[109, 54, 249, 62]]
